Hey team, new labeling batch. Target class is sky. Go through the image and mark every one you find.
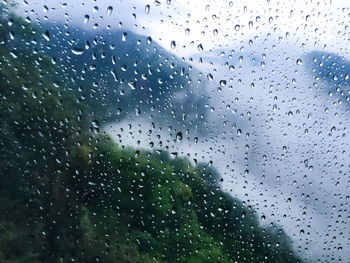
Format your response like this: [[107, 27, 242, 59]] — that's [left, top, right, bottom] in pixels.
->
[[15, 0, 350, 261]]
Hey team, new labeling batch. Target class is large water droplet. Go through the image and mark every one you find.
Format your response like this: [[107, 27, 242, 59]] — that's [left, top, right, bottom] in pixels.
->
[[197, 44, 204, 52], [146, 36, 152, 45], [72, 48, 84, 55], [107, 6, 113, 15], [128, 81, 136, 90], [84, 15, 89, 23], [176, 132, 183, 142]]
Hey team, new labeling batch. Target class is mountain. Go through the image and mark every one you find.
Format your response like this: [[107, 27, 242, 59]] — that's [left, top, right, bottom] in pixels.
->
[[305, 51, 350, 104], [32, 21, 209, 131]]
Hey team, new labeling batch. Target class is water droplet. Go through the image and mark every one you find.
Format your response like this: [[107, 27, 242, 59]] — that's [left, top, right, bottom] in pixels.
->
[[122, 32, 127, 41], [235, 24, 240, 31], [176, 132, 183, 142], [128, 81, 136, 90], [197, 44, 204, 52], [85, 41, 90, 50], [72, 48, 84, 55], [107, 6, 113, 15], [296, 59, 302, 65], [84, 15, 89, 23], [135, 107, 141, 116], [146, 36, 152, 45], [10, 51, 17, 58], [42, 30, 50, 41], [145, 4, 150, 14], [220, 80, 227, 87], [170, 40, 176, 49], [92, 120, 99, 128]]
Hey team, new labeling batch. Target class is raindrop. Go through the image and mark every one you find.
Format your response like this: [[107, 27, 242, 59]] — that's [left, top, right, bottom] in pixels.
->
[[42, 30, 50, 41], [128, 81, 136, 90], [122, 32, 127, 41], [72, 48, 84, 55], [145, 4, 150, 14], [220, 80, 227, 87], [84, 15, 89, 23], [92, 120, 99, 128], [176, 132, 183, 142], [170, 40, 176, 49], [197, 44, 204, 52], [135, 107, 141, 116], [107, 6, 113, 15], [146, 36, 152, 45]]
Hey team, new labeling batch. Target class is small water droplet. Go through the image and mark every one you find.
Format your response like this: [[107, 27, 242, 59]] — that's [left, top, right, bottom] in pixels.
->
[[122, 32, 127, 41], [170, 40, 176, 49], [128, 81, 136, 90], [145, 4, 150, 14], [42, 30, 50, 41], [296, 59, 302, 65], [107, 6, 113, 15], [84, 15, 89, 23]]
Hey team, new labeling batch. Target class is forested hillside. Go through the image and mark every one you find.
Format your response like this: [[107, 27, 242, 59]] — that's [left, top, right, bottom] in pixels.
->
[[0, 6, 305, 263]]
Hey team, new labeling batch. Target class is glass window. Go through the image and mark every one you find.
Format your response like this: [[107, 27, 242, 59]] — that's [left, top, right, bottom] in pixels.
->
[[1, 0, 348, 262]]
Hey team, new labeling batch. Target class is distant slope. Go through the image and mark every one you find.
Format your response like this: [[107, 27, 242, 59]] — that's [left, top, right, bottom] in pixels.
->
[[305, 51, 350, 105], [34, 21, 209, 130]]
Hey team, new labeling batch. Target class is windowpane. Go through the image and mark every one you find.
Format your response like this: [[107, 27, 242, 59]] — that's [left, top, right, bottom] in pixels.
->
[[1, 0, 349, 262]]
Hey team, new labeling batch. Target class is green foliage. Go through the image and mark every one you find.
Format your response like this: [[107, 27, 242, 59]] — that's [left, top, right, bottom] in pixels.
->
[[0, 6, 306, 263]]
